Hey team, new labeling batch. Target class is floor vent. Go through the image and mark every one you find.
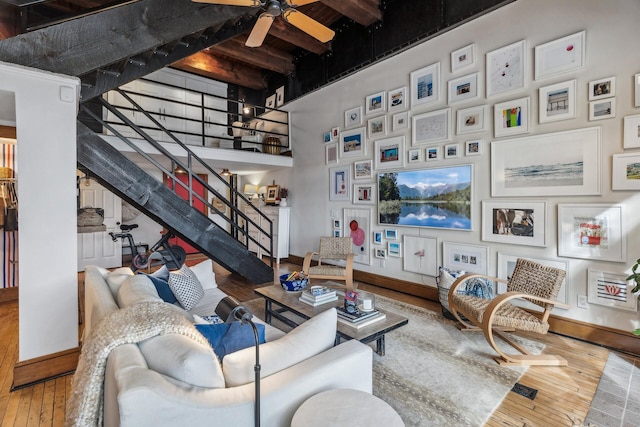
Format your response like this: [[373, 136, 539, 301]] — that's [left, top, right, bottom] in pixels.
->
[[511, 382, 538, 400]]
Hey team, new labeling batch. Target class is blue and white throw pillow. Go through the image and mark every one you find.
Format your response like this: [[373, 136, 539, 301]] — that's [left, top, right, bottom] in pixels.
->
[[168, 265, 204, 310]]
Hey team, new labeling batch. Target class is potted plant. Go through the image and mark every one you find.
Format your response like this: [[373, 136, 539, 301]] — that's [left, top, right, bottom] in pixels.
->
[[625, 258, 640, 335], [279, 187, 289, 207]]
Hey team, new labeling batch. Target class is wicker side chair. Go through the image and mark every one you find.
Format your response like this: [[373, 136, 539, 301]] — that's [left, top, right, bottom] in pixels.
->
[[448, 258, 570, 366], [302, 237, 355, 291]]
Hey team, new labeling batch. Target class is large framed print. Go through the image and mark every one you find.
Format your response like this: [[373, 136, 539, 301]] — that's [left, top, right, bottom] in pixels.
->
[[374, 136, 405, 170], [491, 127, 602, 197], [612, 152, 640, 190], [497, 253, 568, 305], [344, 208, 372, 265], [339, 127, 366, 158], [442, 241, 489, 275], [412, 108, 450, 145], [456, 104, 486, 135], [481, 200, 547, 247], [623, 114, 640, 148], [410, 62, 440, 107], [486, 40, 525, 97], [403, 235, 438, 276], [447, 73, 479, 104], [557, 204, 626, 263], [493, 97, 530, 138], [539, 80, 576, 123], [587, 269, 637, 312], [378, 164, 473, 231], [388, 86, 408, 112], [534, 31, 585, 80], [329, 165, 350, 201], [451, 43, 475, 73], [344, 106, 363, 128]]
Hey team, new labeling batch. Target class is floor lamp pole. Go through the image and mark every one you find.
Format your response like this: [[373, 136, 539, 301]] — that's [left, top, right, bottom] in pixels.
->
[[249, 320, 261, 427]]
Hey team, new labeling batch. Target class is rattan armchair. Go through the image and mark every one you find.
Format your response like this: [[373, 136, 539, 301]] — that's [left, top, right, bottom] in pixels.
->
[[448, 258, 570, 366], [302, 237, 355, 291]]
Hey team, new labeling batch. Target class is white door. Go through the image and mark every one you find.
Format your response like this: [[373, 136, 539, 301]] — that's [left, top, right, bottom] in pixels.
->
[[77, 179, 122, 271]]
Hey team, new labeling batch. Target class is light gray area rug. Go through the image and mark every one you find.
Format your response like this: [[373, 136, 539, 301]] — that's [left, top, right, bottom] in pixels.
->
[[244, 293, 543, 427]]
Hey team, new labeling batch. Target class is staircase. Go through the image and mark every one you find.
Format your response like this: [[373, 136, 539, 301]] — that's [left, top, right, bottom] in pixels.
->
[[0, 0, 277, 284]]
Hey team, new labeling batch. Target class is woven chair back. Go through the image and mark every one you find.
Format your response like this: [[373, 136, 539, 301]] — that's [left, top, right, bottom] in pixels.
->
[[507, 258, 566, 310], [318, 237, 353, 259]]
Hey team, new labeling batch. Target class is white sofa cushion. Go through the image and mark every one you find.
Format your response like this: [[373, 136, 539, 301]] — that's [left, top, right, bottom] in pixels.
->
[[223, 307, 337, 387], [168, 265, 204, 310], [189, 259, 217, 290], [138, 334, 225, 388], [107, 267, 135, 298], [117, 275, 164, 307]]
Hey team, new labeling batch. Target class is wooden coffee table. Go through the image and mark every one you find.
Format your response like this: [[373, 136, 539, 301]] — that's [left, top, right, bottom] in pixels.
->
[[254, 285, 408, 356]]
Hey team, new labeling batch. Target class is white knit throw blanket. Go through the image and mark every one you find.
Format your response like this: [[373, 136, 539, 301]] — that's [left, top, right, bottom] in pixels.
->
[[65, 301, 209, 427]]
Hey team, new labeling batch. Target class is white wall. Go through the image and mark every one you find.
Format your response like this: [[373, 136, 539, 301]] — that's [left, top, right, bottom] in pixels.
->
[[263, 0, 640, 332], [0, 62, 80, 360]]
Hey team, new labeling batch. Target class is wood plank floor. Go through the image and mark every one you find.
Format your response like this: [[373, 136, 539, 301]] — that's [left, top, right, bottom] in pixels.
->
[[0, 257, 630, 426]]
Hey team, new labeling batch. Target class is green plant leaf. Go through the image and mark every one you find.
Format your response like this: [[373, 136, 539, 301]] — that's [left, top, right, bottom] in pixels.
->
[[633, 328, 640, 336]]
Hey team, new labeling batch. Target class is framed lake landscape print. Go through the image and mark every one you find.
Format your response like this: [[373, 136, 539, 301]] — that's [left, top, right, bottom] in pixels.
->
[[378, 164, 473, 231], [481, 200, 547, 247], [534, 31, 585, 80], [491, 127, 602, 197], [412, 108, 451, 145], [493, 97, 530, 138], [539, 80, 576, 123], [410, 62, 440, 107], [339, 127, 366, 158], [486, 40, 525, 97]]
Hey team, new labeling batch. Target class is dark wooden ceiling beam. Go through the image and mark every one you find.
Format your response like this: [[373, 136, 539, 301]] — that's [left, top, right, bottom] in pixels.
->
[[209, 36, 295, 75], [320, 0, 381, 27], [172, 52, 268, 91], [269, 18, 330, 55]]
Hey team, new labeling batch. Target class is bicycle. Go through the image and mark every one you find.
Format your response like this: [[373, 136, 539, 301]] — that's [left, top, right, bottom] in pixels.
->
[[109, 223, 187, 271]]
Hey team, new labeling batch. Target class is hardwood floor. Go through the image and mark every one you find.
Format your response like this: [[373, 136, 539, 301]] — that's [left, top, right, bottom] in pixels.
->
[[0, 257, 631, 426]]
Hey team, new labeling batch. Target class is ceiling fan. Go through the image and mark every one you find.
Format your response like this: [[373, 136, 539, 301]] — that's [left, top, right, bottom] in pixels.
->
[[192, 0, 336, 48]]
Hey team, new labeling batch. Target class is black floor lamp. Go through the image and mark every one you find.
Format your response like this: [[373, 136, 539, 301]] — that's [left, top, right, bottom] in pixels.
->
[[215, 296, 261, 427]]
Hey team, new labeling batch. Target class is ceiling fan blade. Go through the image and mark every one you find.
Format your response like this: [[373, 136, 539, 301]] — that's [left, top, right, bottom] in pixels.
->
[[191, 0, 261, 6], [283, 9, 335, 43], [287, 0, 320, 6], [245, 13, 275, 47]]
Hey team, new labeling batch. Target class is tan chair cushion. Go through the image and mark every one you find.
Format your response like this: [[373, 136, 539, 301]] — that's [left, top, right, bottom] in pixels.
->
[[308, 265, 346, 276]]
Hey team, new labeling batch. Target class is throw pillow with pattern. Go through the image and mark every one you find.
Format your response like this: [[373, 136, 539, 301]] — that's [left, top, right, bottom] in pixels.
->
[[168, 265, 204, 310]]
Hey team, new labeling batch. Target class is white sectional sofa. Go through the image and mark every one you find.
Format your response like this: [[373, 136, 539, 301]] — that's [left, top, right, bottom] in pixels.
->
[[81, 260, 373, 427]]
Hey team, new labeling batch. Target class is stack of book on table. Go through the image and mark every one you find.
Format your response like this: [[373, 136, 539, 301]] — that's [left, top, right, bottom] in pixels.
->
[[336, 306, 386, 329], [299, 287, 338, 306]]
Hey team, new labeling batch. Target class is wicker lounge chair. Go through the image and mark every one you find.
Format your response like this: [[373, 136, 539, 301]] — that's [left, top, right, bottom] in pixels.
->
[[302, 237, 355, 291]]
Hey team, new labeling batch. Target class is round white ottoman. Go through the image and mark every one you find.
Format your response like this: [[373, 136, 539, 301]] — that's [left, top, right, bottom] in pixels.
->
[[291, 389, 404, 427]]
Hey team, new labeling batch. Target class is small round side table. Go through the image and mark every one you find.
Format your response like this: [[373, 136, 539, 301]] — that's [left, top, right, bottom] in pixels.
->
[[291, 388, 404, 427]]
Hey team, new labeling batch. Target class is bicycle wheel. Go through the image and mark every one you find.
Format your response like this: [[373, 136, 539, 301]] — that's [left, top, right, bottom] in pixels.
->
[[132, 254, 149, 270], [166, 245, 186, 269]]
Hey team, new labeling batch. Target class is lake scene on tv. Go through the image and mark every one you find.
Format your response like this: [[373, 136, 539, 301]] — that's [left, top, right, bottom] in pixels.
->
[[378, 165, 472, 230]]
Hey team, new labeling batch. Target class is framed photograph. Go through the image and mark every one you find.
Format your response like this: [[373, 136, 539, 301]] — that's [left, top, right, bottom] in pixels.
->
[[465, 139, 482, 156], [539, 79, 576, 123], [333, 219, 341, 229], [410, 62, 440, 107], [373, 231, 383, 245], [491, 127, 602, 197], [374, 135, 405, 170], [589, 98, 616, 121], [344, 208, 372, 265], [353, 183, 376, 205], [497, 253, 568, 304], [486, 40, 525, 97], [339, 127, 366, 158], [266, 94, 276, 109], [425, 146, 440, 162], [623, 114, 640, 148], [558, 203, 626, 263], [367, 115, 387, 139], [444, 143, 459, 159], [412, 108, 451, 145], [443, 241, 489, 275], [266, 185, 279, 203], [408, 148, 421, 163], [447, 72, 479, 104], [331, 127, 340, 140], [384, 229, 398, 240], [588, 269, 637, 312], [392, 111, 410, 132], [589, 77, 616, 101], [481, 200, 547, 247], [344, 106, 363, 128], [374, 248, 387, 259], [493, 97, 530, 138], [534, 31, 585, 80], [275, 85, 285, 107], [388, 86, 408, 112], [403, 235, 438, 276], [612, 152, 640, 190], [329, 165, 350, 201], [365, 91, 386, 115], [325, 143, 338, 165], [636, 73, 640, 108], [388, 241, 401, 257], [333, 229, 341, 237], [456, 104, 486, 135], [323, 131, 333, 143], [353, 159, 373, 180], [378, 164, 473, 230], [451, 43, 475, 73]]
